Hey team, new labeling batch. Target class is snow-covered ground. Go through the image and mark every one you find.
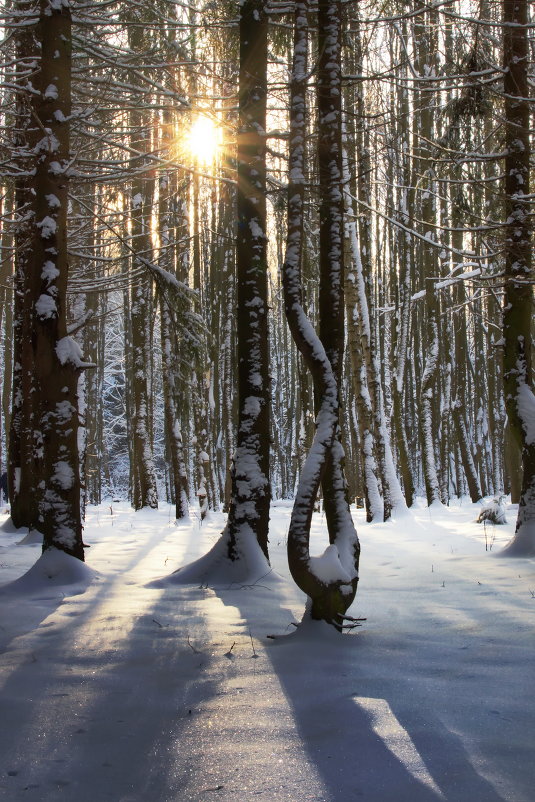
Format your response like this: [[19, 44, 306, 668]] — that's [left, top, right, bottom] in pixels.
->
[[0, 498, 534, 802]]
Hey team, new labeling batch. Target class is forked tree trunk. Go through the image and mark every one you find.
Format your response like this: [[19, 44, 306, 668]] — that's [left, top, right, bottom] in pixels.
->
[[284, 0, 360, 629]]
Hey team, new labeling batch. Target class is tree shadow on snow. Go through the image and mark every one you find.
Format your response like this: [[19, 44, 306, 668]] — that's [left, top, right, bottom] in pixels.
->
[[0, 576, 226, 802], [214, 588, 511, 802]]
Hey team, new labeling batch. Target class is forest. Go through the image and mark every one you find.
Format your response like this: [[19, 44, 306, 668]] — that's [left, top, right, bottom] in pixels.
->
[[0, 1, 534, 799], [1, 0, 534, 618]]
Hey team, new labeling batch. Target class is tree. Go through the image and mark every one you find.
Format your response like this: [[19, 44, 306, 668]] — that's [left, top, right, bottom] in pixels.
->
[[168, 0, 271, 583], [283, 0, 360, 629], [8, 0, 40, 529], [500, 0, 535, 555], [223, 0, 271, 562], [126, 14, 159, 511], [28, 0, 85, 558]]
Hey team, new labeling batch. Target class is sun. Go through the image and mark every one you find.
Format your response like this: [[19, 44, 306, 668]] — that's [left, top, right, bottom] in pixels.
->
[[186, 115, 221, 165]]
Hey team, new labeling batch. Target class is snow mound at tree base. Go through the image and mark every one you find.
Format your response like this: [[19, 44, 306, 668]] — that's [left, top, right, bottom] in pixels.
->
[[269, 613, 358, 644], [499, 521, 535, 557], [0, 546, 95, 599], [0, 516, 22, 533], [151, 527, 284, 589], [17, 528, 45, 545]]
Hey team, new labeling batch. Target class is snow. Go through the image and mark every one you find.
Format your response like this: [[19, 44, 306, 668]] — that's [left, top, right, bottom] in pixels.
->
[[45, 194, 61, 209], [56, 336, 93, 368], [411, 289, 427, 302], [53, 460, 75, 490], [44, 84, 58, 100], [46, 0, 70, 13], [36, 216, 57, 238], [308, 543, 352, 584], [35, 293, 57, 319], [41, 260, 60, 283], [243, 395, 261, 417], [0, 499, 534, 801], [249, 219, 264, 239], [517, 383, 535, 445], [435, 269, 481, 290], [0, 546, 94, 599]]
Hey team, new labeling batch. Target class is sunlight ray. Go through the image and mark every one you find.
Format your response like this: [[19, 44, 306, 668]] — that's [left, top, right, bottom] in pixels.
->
[[354, 696, 445, 799]]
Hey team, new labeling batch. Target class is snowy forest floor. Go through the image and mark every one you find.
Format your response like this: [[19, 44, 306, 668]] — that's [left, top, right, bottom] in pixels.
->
[[0, 498, 534, 802]]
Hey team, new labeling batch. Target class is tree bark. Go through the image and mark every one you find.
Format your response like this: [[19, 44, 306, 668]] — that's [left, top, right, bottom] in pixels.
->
[[8, 0, 40, 529], [30, 0, 84, 558], [284, 0, 360, 629], [226, 0, 271, 561], [500, 0, 535, 554]]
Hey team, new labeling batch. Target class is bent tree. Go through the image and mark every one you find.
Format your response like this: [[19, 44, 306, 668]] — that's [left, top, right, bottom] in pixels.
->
[[501, 0, 535, 555], [283, 0, 360, 628]]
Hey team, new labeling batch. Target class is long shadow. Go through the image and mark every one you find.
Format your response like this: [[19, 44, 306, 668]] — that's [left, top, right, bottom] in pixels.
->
[[210, 585, 514, 802], [0, 513, 231, 801], [0, 576, 227, 802], [0, 538, 69, 656], [0, 518, 527, 802]]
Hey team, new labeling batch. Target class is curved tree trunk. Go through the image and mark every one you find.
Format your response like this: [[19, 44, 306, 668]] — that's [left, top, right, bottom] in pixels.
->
[[284, 0, 359, 629]]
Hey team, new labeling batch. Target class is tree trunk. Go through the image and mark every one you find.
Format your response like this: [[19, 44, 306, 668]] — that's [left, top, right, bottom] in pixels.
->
[[30, 0, 84, 558], [225, 0, 271, 561], [500, 0, 535, 554], [284, 0, 360, 630], [127, 19, 158, 511], [8, 1, 39, 529]]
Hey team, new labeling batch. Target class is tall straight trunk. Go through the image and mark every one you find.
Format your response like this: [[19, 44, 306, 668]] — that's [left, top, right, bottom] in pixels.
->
[[127, 20, 158, 511], [391, 18, 416, 508], [343, 173, 382, 522], [341, 14, 381, 521], [0, 192, 7, 475], [504, 418, 522, 503], [84, 288, 105, 506], [219, 195, 236, 512], [501, 0, 535, 554], [8, 0, 39, 528], [226, 0, 271, 560], [129, 186, 158, 510], [30, 0, 84, 557], [413, 3, 441, 505], [343, 148, 406, 520], [213, 97, 237, 513], [158, 165, 189, 519], [452, 402, 483, 502]]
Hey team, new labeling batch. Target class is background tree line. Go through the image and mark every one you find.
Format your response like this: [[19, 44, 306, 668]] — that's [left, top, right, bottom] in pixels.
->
[[0, 0, 533, 574]]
